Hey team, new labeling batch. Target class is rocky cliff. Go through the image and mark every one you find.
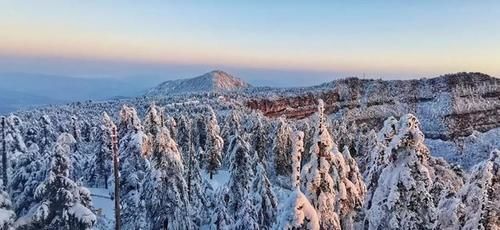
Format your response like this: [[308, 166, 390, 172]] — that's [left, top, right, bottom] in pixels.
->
[[246, 72, 500, 140]]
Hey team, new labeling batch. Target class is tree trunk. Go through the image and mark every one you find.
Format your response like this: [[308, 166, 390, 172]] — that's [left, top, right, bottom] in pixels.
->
[[111, 126, 121, 230], [1, 117, 7, 187], [104, 175, 108, 190]]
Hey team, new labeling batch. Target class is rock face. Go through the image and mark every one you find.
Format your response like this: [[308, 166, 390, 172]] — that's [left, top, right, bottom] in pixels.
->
[[246, 72, 500, 140], [146, 70, 251, 96]]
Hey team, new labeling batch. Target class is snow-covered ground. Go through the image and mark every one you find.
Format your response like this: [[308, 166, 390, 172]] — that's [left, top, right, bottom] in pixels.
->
[[89, 188, 114, 224], [201, 170, 230, 190]]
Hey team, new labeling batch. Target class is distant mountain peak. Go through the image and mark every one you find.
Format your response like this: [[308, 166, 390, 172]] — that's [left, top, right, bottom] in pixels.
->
[[146, 70, 251, 96]]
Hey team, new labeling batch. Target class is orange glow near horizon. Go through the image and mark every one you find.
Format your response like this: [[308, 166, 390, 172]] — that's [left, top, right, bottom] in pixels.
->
[[1, 9, 500, 78]]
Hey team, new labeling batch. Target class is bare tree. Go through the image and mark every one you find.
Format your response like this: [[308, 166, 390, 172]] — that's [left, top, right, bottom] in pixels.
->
[[112, 126, 121, 230]]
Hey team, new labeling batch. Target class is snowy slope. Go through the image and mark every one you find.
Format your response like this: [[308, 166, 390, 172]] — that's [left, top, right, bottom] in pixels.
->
[[146, 70, 251, 96]]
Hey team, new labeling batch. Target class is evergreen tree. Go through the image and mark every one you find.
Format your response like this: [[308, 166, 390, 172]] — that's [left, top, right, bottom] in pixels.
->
[[118, 105, 149, 230], [437, 149, 500, 229], [209, 200, 233, 230], [187, 146, 209, 226], [143, 103, 162, 140], [249, 114, 269, 164], [300, 100, 341, 229], [273, 117, 292, 177], [164, 114, 177, 141], [0, 187, 15, 230], [333, 147, 366, 229], [37, 115, 56, 156], [94, 112, 115, 188], [1, 115, 27, 186], [234, 199, 259, 230], [363, 114, 454, 230], [221, 110, 242, 155], [176, 114, 193, 165], [8, 143, 45, 216], [251, 163, 277, 229], [193, 113, 207, 151], [205, 107, 224, 179], [16, 133, 96, 230], [226, 135, 254, 214], [142, 127, 193, 229], [275, 131, 320, 230]]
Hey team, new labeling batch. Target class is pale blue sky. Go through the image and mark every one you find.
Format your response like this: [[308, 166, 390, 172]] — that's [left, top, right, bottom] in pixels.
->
[[0, 1, 499, 86]]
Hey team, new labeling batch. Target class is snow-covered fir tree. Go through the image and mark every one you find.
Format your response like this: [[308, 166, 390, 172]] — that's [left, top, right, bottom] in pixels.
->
[[118, 105, 149, 230], [275, 131, 320, 230], [205, 106, 224, 179], [234, 199, 259, 230], [37, 115, 57, 156], [251, 162, 277, 229], [209, 199, 233, 230], [8, 143, 45, 216], [93, 112, 115, 188], [143, 103, 162, 140], [187, 145, 209, 226], [248, 114, 271, 168], [142, 126, 193, 229], [0, 187, 15, 230], [176, 114, 193, 164], [437, 149, 500, 230], [363, 114, 461, 230], [164, 114, 177, 141], [221, 109, 242, 155], [332, 147, 366, 229], [193, 113, 207, 152], [226, 135, 254, 215], [1, 115, 27, 186], [16, 133, 96, 230], [300, 99, 341, 229], [273, 117, 292, 177]]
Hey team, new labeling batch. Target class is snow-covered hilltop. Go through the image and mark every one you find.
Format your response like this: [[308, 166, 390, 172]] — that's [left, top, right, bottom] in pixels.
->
[[145, 70, 251, 97]]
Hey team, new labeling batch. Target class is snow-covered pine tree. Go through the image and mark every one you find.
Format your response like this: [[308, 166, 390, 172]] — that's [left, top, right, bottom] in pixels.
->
[[437, 149, 500, 229], [275, 131, 320, 230], [70, 116, 82, 145], [16, 133, 96, 230], [164, 114, 177, 141], [300, 99, 341, 229], [209, 200, 233, 230], [234, 199, 259, 230], [176, 114, 193, 165], [143, 103, 162, 140], [118, 105, 149, 230], [2, 116, 28, 184], [221, 109, 242, 155], [226, 135, 254, 215], [37, 115, 57, 156], [251, 162, 277, 229], [332, 147, 366, 229], [0, 187, 15, 230], [94, 112, 115, 189], [187, 145, 209, 226], [248, 114, 269, 165], [142, 127, 193, 229], [273, 117, 292, 177], [205, 106, 224, 179], [193, 113, 207, 151], [8, 143, 45, 216], [363, 114, 461, 230]]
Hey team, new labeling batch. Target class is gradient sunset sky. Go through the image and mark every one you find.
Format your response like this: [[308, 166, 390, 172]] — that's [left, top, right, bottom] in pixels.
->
[[1, 1, 499, 86]]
